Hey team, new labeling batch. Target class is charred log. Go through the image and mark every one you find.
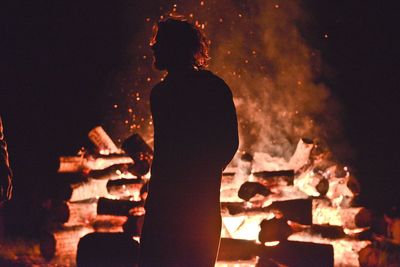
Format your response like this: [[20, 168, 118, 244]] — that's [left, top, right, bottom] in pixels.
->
[[76, 232, 139, 267], [259, 218, 292, 242], [88, 126, 120, 154], [122, 215, 144, 237], [97, 197, 143, 216], [259, 217, 347, 242], [267, 199, 312, 225], [65, 199, 97, 226], [49, 201, 70, 224], [88, 164, 131, 180], [253, 170, 294, 186], [217, 238, 262, 261], [70, 179, 109, 202], [258, 240, 334, 267], [40, 226, 92, 260], [106, 178, 145, 199], [238, 182, 271, 201], [122, 133, 153, 177], [316, 177, 330, 196], [307, 224, 346, 239], [222, 199, 312, 225], [58, 154, 133, 173]]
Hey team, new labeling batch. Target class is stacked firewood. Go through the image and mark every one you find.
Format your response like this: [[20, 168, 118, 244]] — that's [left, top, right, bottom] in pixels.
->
[[40, 126, 151, 265], [218, 139, 400, 267], [39, 129, 400, 266]]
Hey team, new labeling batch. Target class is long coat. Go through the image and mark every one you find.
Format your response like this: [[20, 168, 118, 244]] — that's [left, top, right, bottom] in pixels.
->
[[139, 69, 238, 267]]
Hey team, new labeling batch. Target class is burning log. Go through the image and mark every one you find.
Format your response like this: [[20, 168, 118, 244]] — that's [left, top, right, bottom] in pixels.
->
[[313, 198, 367, 228], [76, 232, 139, 267], [253, 170, 295, 186], [88, 126, 120, 154], [294, 170, 330, 197], [40, 225, 92, 260], [259, 217, 347, 243], [238, 181, 271, 201], [48, 201, 70, 224], [288, 138, 314, 171], [358, 241, 400, 267], [65, 199, 98, 226], [316, 177, 330, 196], [70, 179, 109, 202], [91, 215, 127, 232], [267, 198, 312, 225], [87, 163, 130, 180], [121, 133, 153, 177], [259, 218, 292, 242], [222, 199, 312, 225], [58, 154, 133, 173], [106, 178, 145, 199], [258, 240, 334, 267], [217, 238, 262, 261], [47, 178, 74, 201], [97, 197, 143, 216], [122, 215, 145, 237]]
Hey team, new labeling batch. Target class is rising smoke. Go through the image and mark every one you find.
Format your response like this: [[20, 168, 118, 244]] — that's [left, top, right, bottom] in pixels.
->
[[106, 0, 345, 160]]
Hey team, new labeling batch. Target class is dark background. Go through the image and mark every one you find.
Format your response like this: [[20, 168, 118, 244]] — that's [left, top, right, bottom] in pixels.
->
[[1, 0, 399, 215]]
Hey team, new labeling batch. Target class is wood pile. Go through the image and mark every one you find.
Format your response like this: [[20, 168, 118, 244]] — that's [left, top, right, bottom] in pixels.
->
[[39, 127, 150, 264]]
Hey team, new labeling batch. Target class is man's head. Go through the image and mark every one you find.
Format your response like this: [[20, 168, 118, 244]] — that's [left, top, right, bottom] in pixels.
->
[[150, 18, 209, 71]]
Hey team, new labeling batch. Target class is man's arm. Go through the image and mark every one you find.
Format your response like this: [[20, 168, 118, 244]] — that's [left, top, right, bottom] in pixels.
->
[[0, 116, 12, 203]]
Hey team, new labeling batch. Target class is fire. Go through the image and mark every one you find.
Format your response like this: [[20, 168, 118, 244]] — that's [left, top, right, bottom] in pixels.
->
[[59, 1, 374, 266]]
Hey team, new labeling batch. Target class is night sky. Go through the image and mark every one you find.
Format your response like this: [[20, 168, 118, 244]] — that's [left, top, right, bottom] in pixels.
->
[[1, 1, 400, 210]]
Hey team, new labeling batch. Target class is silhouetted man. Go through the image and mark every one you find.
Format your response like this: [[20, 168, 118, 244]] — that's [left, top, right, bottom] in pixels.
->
[[139, 18, 238, 266], [0, 116, 12, 204], [0, 116, 12, 239]]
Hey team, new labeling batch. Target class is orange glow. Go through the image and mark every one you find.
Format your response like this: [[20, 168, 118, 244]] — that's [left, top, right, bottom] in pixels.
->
[[264, 241, 280, 246]]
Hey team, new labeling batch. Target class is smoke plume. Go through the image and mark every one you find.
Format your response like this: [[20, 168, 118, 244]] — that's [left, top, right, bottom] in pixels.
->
[[106, 0, 344, 160]]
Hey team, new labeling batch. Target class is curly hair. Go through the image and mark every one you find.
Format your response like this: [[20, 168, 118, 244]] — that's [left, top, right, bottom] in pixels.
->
[[151, 17, 210, 69]]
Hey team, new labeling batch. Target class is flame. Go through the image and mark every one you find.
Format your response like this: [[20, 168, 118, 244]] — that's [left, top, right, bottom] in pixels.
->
[[264, 241, 280, 246]]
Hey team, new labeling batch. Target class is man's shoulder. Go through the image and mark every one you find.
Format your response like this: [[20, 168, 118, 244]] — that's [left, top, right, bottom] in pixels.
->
[[198, 70, 224, 83], [198, 70, 233, 97]]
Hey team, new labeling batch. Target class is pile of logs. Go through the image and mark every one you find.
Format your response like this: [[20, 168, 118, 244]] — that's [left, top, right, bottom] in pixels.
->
[[218, 139, 400, 267], [39, 129, 400, 267], [39, 126, 151, 265]]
